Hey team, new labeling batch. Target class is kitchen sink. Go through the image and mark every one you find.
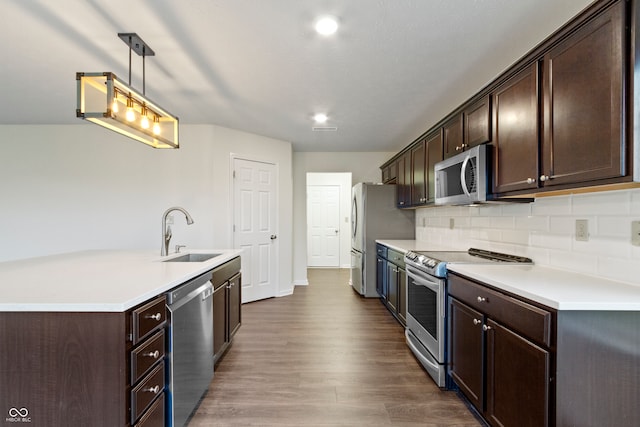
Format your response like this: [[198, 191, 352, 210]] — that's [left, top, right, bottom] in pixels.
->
[[162, 253, 221, 262]]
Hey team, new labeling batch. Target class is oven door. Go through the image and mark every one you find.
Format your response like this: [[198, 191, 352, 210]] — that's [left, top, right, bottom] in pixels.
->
[[406, 264, 446, 362]]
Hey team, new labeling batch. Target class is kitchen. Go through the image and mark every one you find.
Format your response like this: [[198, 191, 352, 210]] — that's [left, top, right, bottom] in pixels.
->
[[1, 0, 640, 426]]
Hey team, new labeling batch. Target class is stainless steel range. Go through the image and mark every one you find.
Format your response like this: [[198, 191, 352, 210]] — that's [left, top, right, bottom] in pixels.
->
[[404, 248, 531, 387]]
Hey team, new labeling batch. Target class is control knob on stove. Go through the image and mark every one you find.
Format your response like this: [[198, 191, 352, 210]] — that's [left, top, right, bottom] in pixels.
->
[[427, 259, 437, 268]]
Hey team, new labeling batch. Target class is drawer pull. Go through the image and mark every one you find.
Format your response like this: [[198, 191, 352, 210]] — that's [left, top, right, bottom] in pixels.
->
[[473, 318, 481, 325], [144, 385, 161, 394], [477, 296, 487, 303], [482, 325, 492, 331], [144, 350, 160, 359], [146, 313, 162, 321]]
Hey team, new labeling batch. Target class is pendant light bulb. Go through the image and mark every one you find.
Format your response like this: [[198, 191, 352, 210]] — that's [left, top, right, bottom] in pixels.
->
[[125, 95, 135, 122], [140, 104, 150, 129], [111, 91, 119, 113], [152, 116, 161, 135]]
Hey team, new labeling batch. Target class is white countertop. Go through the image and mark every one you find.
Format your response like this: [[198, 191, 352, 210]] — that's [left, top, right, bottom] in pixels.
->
[[447, 263, 640, 311], [0, 249, 242, 312]]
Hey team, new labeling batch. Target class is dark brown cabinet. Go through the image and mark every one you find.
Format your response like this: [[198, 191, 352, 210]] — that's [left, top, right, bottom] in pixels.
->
[[541, 1, 625, 188], [448, 273, 553, 427], [396, 153, 410, 207], [382, 162, 397, 184], [211, 257, 242, 364], [384, 248, 406, 326], [425, 131, 443, 204], [376, 244, 388, 300], [443, 114, 464, 159], [411, 140, 426, 205], [465, 95, 492, 148], [492, 63, 540, 194]]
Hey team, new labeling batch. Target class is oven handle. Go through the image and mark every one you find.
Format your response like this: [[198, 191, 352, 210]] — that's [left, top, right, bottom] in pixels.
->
[[405, 329, 441, 372]]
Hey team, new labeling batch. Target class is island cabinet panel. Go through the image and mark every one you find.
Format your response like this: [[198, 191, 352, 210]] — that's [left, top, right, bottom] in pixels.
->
[[0, 312, 128, 427], [541, 0, 625, 187], [492, 62, 540, 194]]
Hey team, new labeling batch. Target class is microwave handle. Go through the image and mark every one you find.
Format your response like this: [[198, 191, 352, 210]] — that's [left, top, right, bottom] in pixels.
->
[[460, 154, 472, 197]]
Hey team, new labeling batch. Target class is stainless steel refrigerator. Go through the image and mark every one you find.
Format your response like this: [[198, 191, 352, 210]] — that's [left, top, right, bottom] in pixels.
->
[[350, 183, 415, 297]]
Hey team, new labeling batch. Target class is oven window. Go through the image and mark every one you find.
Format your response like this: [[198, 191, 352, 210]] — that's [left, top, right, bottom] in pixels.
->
[[408, 276, 438, 340]]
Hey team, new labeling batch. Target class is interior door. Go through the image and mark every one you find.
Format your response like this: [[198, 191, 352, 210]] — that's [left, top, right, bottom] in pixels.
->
[[233, 158, 278, 303], [307, 185, 340, 267]]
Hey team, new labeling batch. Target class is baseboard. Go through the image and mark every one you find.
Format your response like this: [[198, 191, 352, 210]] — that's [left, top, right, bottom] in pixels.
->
[[292, 279, 309, 286]]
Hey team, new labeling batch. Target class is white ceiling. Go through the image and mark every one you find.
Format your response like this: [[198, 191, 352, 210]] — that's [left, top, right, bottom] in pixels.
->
[[1, 0, 593, 152]]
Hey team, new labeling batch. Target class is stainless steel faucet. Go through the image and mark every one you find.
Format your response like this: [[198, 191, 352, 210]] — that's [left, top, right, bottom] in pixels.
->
[[161, 207, 194, 256]]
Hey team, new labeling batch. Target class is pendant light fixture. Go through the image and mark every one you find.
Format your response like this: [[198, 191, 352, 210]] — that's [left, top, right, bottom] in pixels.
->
[[76, 33, 179, 149]]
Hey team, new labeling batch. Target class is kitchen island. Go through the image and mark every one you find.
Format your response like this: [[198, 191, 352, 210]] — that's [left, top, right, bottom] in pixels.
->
[[0, 249, 242, 427]]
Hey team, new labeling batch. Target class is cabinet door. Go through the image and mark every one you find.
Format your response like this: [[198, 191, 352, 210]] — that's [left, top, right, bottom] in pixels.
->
[[443, 114, 464, 159], [397, 267, 407, 326], [228, 273, 241, 339], [465, 95, 492, 148], [411, 140, 426, 205], [425, 131, 443, 203], [493, 63, 540, 194], [541, 1, 624, 187], [449, 298, 484, 410], [396, 155, 408, 207], [386, 263, 398, 314], [213, 283, 227, 358], [485, 319, 550, 427], [376, 256, 387, 299]]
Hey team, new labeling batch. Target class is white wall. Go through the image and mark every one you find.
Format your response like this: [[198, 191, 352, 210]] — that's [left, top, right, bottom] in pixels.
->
[[306, 172, 352, 270], [292, 151, 395, 285], [415, 189, 640, 285], [0, 124, 294, 295]]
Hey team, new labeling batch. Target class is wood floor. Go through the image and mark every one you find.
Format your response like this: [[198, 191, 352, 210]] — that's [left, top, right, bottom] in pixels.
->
[[189, 268, 482, 427]]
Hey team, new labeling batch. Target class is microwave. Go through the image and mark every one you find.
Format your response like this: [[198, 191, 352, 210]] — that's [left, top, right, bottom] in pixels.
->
[[434, 144, 488, 205]]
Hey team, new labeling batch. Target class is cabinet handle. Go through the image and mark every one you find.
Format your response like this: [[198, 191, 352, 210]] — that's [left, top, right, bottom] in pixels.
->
[[477, 296, 486, 303], [144, 350, 160, 359], [399, 201, 405, 205], [144, 385, 161, 394], [526, 178, 536, 184], [539, 175, 551, 182], [146, 313, 162, 321], [473, 319, 481, 325], [455, 145, 463, 151], [482, 325, 492, 331]]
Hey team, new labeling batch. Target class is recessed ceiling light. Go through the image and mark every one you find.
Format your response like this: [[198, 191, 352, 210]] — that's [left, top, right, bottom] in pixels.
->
[[313, 113, 328, 123], [315, 16, 338, 36]]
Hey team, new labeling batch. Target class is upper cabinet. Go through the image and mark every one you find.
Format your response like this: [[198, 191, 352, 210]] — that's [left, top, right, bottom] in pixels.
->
[[382, 161, 397, 184], [540, 1, 625, 187], [492, 63, 540, 194], [382, 0, 634, 205]]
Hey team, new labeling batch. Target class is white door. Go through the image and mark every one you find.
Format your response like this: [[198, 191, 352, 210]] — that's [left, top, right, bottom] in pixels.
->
[[233, 158, 278, 303], [307, 185, 340, 267]]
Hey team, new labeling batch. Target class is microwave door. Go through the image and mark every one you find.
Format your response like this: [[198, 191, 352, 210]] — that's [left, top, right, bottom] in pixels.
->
[[460, 154, 472, 198]]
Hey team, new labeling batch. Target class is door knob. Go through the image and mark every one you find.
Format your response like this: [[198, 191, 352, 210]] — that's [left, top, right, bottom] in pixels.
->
[[270, 235, 277, 240], [335, 229, 339, 234]]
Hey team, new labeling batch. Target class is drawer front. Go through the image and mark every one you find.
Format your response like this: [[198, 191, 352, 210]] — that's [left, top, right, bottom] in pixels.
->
[[387, 249, 405, 268], [211, 256, 241, 289], [131, 330, 165, 384], [132, 296, 167, 344], [134, 393, 165, 427], [449, 274, 552, 347], [376, 244, 388, 258], [131, 363, 165, 424]]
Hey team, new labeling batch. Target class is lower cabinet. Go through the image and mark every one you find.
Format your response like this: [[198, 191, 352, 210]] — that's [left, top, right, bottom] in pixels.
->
[[448, 273, 552, 427], [211, 257, 242, 364], [377, 244, 407, 326]]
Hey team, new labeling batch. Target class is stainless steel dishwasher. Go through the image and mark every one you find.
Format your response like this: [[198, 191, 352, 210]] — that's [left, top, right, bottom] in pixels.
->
[[166, 271, 214, 427]]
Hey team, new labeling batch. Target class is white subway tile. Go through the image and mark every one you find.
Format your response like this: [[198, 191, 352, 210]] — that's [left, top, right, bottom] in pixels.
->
[[571, 236, 630, 258], [490, 216, 516, 229], [549, 216, 581, 235], [546, 249, 598, 275], [530, 232, 572, 250], [470, 216, 491, 228], [572, 191, 629, 216], [631, 189, 640, 214], [515, 215, 549, 232], [501, 203, 533, 217], [596, 256, 639, 286], [501, 229, 530, 245], [598, 217, 633, 238], [531, 195, 572, 216]]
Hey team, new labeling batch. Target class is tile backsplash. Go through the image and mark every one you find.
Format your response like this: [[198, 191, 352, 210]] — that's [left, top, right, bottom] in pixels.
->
[[415, 188, 640, 285]]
